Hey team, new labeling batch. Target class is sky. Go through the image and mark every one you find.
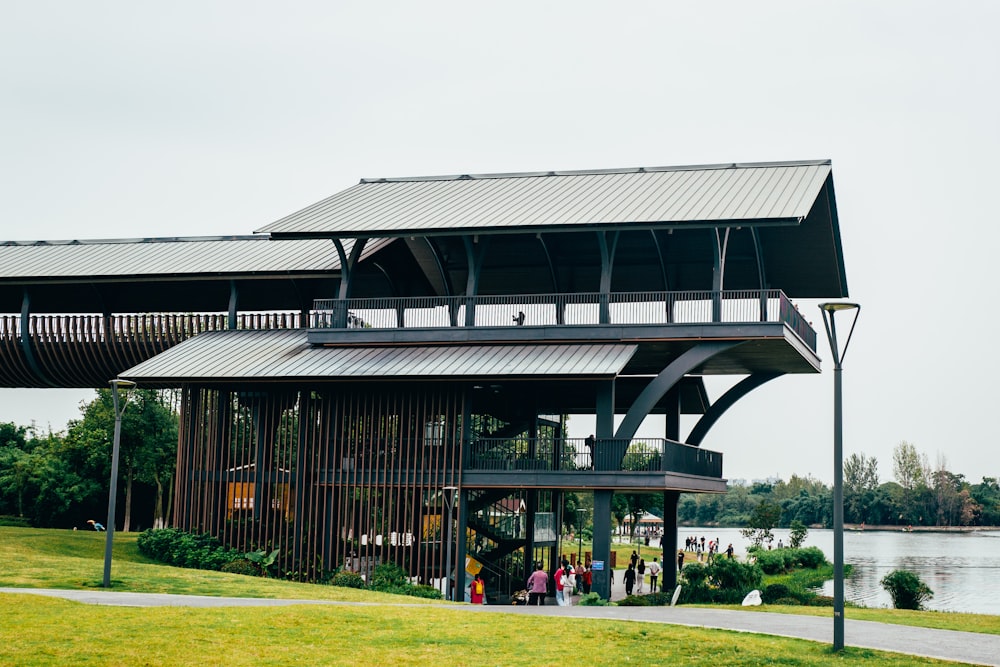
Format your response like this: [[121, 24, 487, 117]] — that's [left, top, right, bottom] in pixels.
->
[[2, 1, 998, 486]]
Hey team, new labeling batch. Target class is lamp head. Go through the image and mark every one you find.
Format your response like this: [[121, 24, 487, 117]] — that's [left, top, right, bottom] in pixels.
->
[[819, 302, 860, 313], [110, 378, 137, 389]]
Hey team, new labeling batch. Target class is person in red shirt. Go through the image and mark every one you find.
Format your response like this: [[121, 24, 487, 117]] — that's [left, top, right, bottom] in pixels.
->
[[582, 561, 593, 594], [470, 573, 486, 604]]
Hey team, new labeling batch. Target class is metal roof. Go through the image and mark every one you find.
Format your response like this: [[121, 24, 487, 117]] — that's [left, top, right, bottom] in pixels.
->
[[258, 160, 833, 238], [120, 329, 638, 383], [0, 236, 393, 281]]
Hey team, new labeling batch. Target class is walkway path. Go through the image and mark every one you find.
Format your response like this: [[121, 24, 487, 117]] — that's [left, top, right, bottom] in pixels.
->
[[3, 587, 997, 666]]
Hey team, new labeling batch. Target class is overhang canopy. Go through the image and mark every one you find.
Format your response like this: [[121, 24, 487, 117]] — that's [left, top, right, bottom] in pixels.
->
[[120, 329, 638, 384], [258, 160, 833, 238]]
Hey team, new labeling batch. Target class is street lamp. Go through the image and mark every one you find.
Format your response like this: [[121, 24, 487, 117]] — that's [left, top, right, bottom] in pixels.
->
[[103, 378, 136, 588], [818, 302, 860, 652], [442, 486, 458, 601]]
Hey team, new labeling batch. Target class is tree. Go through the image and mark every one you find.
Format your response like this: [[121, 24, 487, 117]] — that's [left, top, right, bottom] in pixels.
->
[[788, 519, 808, 548], [844, 452, 879, 523], [64, 389, 178, 531], [893, 441, 931, 525], [740, 500, 782, 548]]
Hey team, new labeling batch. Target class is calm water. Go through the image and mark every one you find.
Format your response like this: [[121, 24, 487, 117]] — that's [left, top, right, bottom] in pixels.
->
[[678, 527, 1000, 615]]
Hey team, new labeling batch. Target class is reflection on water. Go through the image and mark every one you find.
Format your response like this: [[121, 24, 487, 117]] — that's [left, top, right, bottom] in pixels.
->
[[681, 527, 1000, 615]]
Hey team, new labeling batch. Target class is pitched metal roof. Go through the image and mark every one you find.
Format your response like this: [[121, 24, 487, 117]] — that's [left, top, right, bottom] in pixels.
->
[[120, 329, 637, 383], [258, 160, 833, 238], [0, 236, 393, 281]]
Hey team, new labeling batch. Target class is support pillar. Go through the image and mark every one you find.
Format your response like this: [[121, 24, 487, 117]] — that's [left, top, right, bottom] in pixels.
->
[[592, 489, 613, 599], [662, 491, 679, 591]]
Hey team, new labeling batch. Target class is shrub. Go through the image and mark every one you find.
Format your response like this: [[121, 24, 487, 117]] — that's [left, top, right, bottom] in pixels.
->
[[793, 546, 827, 569], [680, 562, 709, 585], [755, 549, 790, 575], [643, 591, 672, 606], [579, 592, 609, 606], [405, 584, 443, 600], [617, 594, 651, 606], [708, 557, 762, 603], [370, 562, 408, 591], [0, 516, 31, 527], [137, 528, 240, 571], [761, 583, 791, 603], [677, 582, 714, 604], [881, 569, 933, 610], [220, 559, 262, 577], [774, 596, 802, 606], [806, 595, 835, 607], [328, 571, 365, 589]]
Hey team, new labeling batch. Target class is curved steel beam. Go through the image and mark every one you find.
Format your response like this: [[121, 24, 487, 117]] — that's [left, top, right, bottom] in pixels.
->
[[614, 340, 741, 443], [425, 237, 452, 297], [537, 234, 565, 325], [752, 228, 769, 320], [19, 289, 55, 387], [597, 231, 620, 324], [687, 371, 784, 446], [462, 236, 489, 326], [228, 280, 239, 330]]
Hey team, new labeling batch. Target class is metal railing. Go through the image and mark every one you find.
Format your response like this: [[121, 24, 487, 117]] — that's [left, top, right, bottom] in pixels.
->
[[312, 290, 816, 349], [467, 437, 722, 478]]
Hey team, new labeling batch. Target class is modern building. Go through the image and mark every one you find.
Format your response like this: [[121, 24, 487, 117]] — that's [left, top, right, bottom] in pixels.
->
[[0, 160, 847, 600]]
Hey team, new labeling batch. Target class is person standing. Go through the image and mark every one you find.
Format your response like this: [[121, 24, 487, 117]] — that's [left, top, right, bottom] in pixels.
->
[[677, 549, 685, 574], [526, 562, 549, 606], [582, 561, 593, 594], [726, 543, 734, 559], [470, 573, 486, 604], [623, 564, 636, 596], [553, 562, 566, 605], [648, 557, 661, 593], [561, 565, 576, 606], [637, 558, 646, 593]]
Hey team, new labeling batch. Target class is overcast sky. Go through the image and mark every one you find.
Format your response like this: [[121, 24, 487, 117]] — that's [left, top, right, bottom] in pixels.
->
[[2, 1, 998, 486]]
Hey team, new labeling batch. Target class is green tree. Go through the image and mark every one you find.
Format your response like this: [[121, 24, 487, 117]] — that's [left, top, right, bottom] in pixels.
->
[[844, 452, 879, 524], [740, 499, 782, 548]]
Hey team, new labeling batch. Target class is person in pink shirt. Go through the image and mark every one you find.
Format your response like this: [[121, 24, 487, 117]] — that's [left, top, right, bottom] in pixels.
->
[[526, 562, 549, 605]]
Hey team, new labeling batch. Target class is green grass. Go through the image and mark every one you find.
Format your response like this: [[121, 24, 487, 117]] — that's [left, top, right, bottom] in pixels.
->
[[0, 527, 436, 603], [3, 593, 966, 666], [0, 527, 994, 665]]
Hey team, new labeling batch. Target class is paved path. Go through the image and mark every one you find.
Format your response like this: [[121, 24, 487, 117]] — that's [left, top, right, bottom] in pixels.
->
[[3, 587, 998, 666]]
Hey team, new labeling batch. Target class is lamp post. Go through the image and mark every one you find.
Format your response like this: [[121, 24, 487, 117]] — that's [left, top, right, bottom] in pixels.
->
[[818, 302, 860, 652], [103, 378, 136, 588], [443, 485, 458, 601]]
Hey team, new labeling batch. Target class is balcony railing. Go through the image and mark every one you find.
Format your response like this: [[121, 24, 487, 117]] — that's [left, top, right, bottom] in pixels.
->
[[312, 289, 815, 350], [467, 437, 723, 479]]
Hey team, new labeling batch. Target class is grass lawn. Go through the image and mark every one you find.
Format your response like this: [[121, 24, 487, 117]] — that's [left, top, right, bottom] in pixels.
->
[[4, 593, 967, 666], [0, 527, 994, 665]]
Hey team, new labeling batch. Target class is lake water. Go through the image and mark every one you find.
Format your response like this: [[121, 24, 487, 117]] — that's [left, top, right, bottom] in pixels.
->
[[676, 527, 1000, 615]]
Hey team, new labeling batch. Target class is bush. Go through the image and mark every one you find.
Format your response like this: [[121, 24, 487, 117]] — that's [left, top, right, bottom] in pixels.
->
[[137, 528, 240, 571], [761, 583, 791, 603], [405, 584, 443, 600], [774, 596, 802, 606], [220, 559, 262, 577], [0, 516, 31, 527], [617, 594, 651, 606], [708, 557, 762, 603], [370, 562, 408, 591], [643, 591, 673, 606], [793, 546, 827, 569], [328, 571, 366, 589], [579, 592, 609, 606], [881, 569, 933, 610], [680, 562, 709, 585], [755, 549, 791, 575]]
